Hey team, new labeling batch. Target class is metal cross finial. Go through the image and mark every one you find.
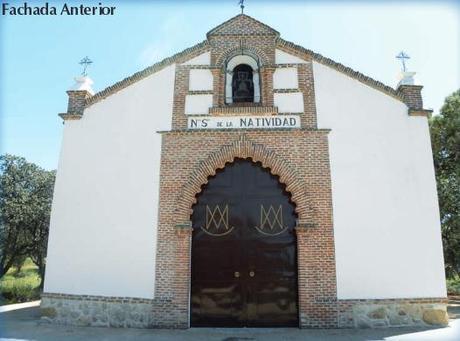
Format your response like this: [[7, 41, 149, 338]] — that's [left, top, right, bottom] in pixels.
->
[[239, 0, 245, 14], [396, 51, 410, 72], [79, 56, 93, 76]]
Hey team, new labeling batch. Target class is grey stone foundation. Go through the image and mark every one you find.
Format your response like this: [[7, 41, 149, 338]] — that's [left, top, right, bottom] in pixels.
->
[[40, 293, 153, 328], [41, 293, 448, 329], [338, 298, 449, 328]]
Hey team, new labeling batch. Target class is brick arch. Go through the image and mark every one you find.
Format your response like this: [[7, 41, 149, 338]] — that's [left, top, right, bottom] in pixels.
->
[[215, 46, 270, 67], [175, 135, 314, 224]]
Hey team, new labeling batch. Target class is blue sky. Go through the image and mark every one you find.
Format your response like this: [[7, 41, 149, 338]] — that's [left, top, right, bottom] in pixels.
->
[[1, 0, 459, 170]]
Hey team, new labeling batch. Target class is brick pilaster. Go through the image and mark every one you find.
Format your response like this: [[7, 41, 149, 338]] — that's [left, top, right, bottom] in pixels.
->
[[171, 67, 190, 130], [397, 85, 424, 109], [298, 63, 318, 129], [66, 90, 91, 114], [260, 66, 275, 107], [59, 90, 93, 121]]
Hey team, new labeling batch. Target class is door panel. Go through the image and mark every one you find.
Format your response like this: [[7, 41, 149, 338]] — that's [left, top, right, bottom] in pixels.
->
[[191, 158, 298, 327]]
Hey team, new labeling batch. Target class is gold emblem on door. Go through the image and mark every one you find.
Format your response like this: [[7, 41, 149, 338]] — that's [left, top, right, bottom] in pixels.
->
[[254, 204, 288, 236], [200, 204, 235, 237]]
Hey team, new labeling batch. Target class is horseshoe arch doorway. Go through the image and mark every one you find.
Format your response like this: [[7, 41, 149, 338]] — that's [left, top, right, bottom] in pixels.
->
[[190, 158, 299, 327]]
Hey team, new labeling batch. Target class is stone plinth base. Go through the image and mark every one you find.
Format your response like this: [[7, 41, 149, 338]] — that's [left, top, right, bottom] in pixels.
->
[[40, 293, 153, 328], [41, 293, 448, 329], [338, 298, 449, 328]]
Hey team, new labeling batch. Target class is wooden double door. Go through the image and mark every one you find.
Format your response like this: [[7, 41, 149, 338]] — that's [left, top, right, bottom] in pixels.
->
[[191, 159, 299, 327]]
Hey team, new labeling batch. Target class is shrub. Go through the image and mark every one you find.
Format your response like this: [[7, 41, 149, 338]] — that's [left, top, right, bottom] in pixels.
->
[[0, 258, 41, 305], [447, 276, 460, 296]]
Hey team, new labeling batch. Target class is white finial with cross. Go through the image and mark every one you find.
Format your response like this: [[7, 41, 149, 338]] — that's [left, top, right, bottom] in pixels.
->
[[239, 0, 245, 14], [396, 51, 410, 72], [79, 56, 93, 76]]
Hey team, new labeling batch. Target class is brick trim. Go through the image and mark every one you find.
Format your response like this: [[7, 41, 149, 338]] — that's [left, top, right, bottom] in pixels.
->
[[58, 113, 83, 121], [81, 17, 424, 115], [158, 128, 328, 134], [188, 90, 213, 95], [85, 41, 210, 108], [41, 292, 153, 304], [297, 63, 318, 128], [207, 14, 280, 38], [175, 221, 193, 236], [172, 66, 190, 130], [80, 18, 434, 113], [174, 134, 314, 223], [273, 88, 300, 93], [275, 63, 312, 68], [214, 45, 271, 67], [67, 90, 92, 114], [409, 109, 433, 117], [276, 39, 405, 103], [339, 297, 448, 304], [209, 106, 278, 115], [180, 65, 219, 70], [154, 129, 336, 328], [397, 85, 424, 109]]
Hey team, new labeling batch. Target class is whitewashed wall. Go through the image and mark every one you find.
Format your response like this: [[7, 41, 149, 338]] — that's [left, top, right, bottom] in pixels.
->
[[274, 92, 304, 113], [181, 52, 211, 66], [44, 65, 176, 299], [189, 69, 213, 91], [275, 49, 308, 64], [273, 67, 298, 89], [185, 94, 213, 115], [313, 61, 446, 299]]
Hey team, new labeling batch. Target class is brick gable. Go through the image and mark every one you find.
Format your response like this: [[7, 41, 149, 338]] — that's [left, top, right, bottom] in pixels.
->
[[207, 14, 279, 37]]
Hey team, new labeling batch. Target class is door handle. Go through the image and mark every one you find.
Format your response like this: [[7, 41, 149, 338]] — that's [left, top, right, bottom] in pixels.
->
[[234, 271, 240, 278], [249, 271, 255, 277]]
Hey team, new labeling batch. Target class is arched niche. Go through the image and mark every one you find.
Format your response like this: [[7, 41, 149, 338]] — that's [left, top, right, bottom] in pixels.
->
[[225, 54, 261, 104]]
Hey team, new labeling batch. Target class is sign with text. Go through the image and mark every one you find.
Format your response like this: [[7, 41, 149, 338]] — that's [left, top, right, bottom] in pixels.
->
[[187, 115, 300, 130]]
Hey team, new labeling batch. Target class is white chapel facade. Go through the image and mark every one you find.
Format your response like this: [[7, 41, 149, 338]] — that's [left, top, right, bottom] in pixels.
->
[[41, 14, 447, 328]]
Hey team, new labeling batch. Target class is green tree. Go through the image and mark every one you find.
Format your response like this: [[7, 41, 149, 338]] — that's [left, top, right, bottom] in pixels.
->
[[0, 154, 55, 287], [430, 89, 460, 277], [27, 169, 55, 287]]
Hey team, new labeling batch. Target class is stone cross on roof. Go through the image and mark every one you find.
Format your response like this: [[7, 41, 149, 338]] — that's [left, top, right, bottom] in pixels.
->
[[396, 51, 410, 72]]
